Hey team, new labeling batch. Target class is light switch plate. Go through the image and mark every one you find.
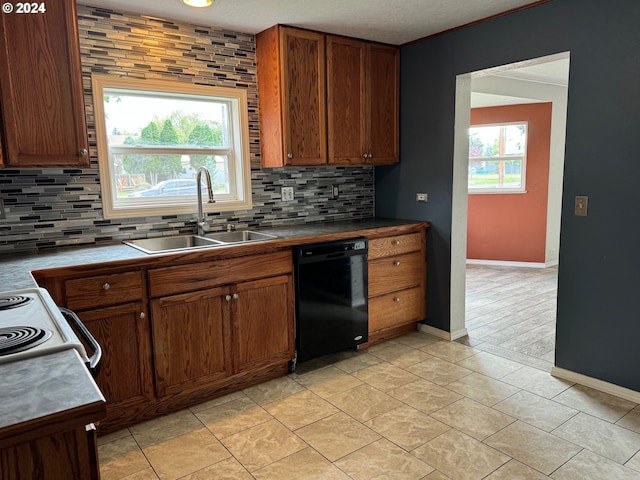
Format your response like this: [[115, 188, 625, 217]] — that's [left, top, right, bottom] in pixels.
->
[[416, 193, 428, 203], [281, 186, 294, 202], [575, 195, 588, 216]]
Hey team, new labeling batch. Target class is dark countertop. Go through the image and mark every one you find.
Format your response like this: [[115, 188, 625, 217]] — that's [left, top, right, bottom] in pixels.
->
[[0, 349, 106, 448], [0, 217, 427, 291]]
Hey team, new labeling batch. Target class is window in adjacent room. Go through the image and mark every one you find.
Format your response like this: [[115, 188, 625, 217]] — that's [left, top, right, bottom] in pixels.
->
[[468, 122, 527, 194], [92, 75, 252, 219]]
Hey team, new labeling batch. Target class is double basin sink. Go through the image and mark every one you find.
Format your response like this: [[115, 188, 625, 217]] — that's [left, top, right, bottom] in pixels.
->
[[125, 230, 278, 254]]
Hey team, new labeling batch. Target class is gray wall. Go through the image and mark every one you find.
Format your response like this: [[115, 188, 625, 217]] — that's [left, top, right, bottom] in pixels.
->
[[0, 5, 374, 253], [376, 0, 640, 390]]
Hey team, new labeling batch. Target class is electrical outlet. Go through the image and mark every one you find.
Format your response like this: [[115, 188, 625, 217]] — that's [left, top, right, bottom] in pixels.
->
[[416, 193, 428, 203], [331, 185, 339, 199], [0, 199, 5, 220], [281, 186, 294, 202]]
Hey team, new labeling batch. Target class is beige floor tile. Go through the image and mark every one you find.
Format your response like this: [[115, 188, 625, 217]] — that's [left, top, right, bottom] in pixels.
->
[[494, 390, 579, 432], [553, 384, 636, 422], [122, 469, 159, 480], [456, 352, 524, 379], [368, 341, 432, 368], [189, 391, 246, 413], [143, 428, 230, 480], [242, 376, 306, 405], [485, 460, 549, 479], [221, 419, 306, 472], [412, 429, 510, 480], [97, 428, 132, 446], [295, 412, 380, 461], [264, 389, 339, 430], [618, 406, 640, 433], [430, 397, 515, 440], [421, 340, 478, 362], [407, 356, 473, 385], [294, 366, 364, 398], [252, 447, 352, 480], [626, 450, 640, 472], [485, 421, 581, 475], [388, 379, 462, 414], [195, 396, 272, 438], [394, 331, 442, 349], [99, 435, 150, 480], [365, 405, 450, 451], [551, 449, 640, 480], [353, 361, 421, 390], [500, 366, 573, 399], [552, 412, 640, 464], [179, 457, 253, 479], [129, 409, 203, 448], [332, 352, 384, 373], [326, 383, 403, 421], [336, 438, 434, 480], [422, 472, 453, 480], [445, 372, 521, 406]]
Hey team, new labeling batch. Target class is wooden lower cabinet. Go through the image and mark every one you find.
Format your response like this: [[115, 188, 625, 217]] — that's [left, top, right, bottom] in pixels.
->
[[78, 302, 154, 429], [151, 287, 232, 398]]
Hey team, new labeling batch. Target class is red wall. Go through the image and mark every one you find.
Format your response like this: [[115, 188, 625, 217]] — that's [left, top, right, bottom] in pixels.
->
[[467, 102, 552, 263]]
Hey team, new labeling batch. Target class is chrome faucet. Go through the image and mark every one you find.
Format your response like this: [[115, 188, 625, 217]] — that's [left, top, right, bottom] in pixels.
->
[[196, 166, 214, 236]]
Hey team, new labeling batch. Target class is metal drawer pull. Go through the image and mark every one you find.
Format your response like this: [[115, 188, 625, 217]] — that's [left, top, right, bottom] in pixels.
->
[[232, 293, 239, 300], [225, 295, 232, 301], [394, 261, 401, 266], [394, 297, 401, 302], [140, 312, 145, 319], [287, 153, 293, 159], [392, 240, 401, 245], [102, 283, 110, 290], [79, 148, 88, 157]]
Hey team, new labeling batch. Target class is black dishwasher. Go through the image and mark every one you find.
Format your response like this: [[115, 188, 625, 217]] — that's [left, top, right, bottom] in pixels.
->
[[294, 237, 368, 363]]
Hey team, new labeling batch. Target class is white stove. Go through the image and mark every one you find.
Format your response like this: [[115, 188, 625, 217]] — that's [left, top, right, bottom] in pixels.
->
[[0, 287, 90, 365]]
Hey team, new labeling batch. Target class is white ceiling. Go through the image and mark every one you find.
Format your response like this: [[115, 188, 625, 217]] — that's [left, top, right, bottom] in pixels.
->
[[77, 0, 540, 45]]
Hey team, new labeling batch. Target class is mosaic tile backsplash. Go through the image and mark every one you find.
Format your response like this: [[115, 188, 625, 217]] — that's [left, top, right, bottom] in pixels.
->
[[0, 5, 374, 253]]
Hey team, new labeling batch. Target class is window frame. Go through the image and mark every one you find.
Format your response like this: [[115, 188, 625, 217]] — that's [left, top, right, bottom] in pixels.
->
[[468, 121, 528, 195], [92, 75, 252, 219]]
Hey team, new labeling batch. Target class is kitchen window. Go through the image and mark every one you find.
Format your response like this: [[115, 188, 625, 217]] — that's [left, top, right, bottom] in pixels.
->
[[468, 123, 527, 194], [92, 75, 252, 219]]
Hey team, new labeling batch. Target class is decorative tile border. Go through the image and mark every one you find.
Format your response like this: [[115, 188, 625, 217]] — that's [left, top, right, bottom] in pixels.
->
[[0, 5, 374, 253]]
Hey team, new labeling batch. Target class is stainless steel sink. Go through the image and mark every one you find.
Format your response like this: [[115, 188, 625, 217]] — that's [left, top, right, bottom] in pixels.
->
[[204, 230, 278, 244], [124, 235, 223, 254]]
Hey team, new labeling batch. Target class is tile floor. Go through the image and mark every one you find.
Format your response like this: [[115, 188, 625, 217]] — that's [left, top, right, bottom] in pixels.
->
[[98, 265, 640, 479]]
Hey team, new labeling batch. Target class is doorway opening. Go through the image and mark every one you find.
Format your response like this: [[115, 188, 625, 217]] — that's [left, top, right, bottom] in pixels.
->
[[451, 52, 570, 370]]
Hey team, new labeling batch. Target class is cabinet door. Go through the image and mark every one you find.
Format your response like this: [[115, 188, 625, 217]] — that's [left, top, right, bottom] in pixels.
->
[[327, 36, 366, 165], [366, 44, 399, 165], [233, 275, 294, 373], [151, 287, 232, 398], [0, 0, 89, 167], [281, 27, 326, 165], [78, 302, 154, 419]]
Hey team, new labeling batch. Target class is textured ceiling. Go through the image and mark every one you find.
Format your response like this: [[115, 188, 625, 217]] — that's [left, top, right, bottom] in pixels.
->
[[77, 0, 542, 45]]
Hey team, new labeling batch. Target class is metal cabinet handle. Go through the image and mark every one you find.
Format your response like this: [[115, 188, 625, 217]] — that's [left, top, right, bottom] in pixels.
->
[[368, 153, 373, 159], [287, 153, 293, 159], [394, 297, 401, 302], [362, 153, 368, 159], [102, 283, 110, 290], [79, 148, 88, 157], [392, 240, 401, 246], [140, 312, 145, 319], [232, 293, 239, 300], [394, 261, 401, 266], [225, 295, 232, 301]]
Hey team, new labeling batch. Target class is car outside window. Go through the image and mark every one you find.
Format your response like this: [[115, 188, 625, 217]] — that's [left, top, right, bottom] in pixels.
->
[[92, 75, 252, 219]]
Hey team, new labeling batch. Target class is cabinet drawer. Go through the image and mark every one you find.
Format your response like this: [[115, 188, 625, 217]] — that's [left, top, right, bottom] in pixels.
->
[[368, 251, 423, 297], [368, 232, 422, 259], [149, 250, 292, 297], [65, 271, 143, 310], [369, 287, 425, 333]]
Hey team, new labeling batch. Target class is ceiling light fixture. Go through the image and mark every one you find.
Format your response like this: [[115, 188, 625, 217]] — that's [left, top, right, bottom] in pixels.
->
[[183, 0, 212, 7]]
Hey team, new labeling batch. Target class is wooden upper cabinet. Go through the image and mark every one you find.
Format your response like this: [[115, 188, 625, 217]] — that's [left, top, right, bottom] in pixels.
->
[[257, 25, 326, 167], [366, 43, 399, 165], [326, 36, 366, 165], [0, 0, 89, 167]]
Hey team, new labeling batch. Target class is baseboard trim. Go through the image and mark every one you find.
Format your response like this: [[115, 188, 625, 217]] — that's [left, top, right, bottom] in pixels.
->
[[551, 367, 640, 404], [466, 259, 547, 268], [418, 324, 469, 341]]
